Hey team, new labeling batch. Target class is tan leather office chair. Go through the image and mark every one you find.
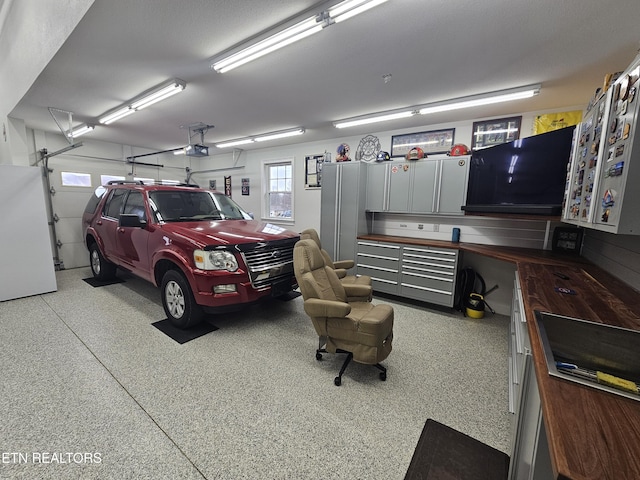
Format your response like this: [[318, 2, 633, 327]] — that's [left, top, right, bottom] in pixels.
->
[[293, 239, 393, 386], [300, 228, 371, 288]]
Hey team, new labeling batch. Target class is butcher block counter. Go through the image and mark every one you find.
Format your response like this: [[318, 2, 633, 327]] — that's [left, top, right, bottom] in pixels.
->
[[358, 234, 640, 479]]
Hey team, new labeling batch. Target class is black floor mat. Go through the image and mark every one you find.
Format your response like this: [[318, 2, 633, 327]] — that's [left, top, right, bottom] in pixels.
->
[[152, 319, 218, 344], [83, 277, 125, 287], [404, 419, 509, 480]]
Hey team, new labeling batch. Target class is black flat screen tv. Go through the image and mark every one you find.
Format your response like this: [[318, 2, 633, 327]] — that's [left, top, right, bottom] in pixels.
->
[[463, 126, 575, 215]]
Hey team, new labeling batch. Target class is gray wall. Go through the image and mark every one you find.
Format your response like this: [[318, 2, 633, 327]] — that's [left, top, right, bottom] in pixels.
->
[[582, 230, 640, 292]]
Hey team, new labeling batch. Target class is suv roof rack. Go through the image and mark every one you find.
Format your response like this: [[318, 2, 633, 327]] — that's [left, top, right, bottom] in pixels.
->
[[176, 182, 200, 188], [106, 180, 145, 185]]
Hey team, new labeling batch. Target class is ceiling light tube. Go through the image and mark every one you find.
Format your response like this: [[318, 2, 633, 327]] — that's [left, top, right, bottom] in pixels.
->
[[130, 81, 186, 110], [215, 139, 255, 149], [212, 17, 321, 73], [418, 85, 541, 115], [67, 124, 95, 138], [334, 110, 414, 129], [99, 106, 135, 125], [254, 128, 305, 142], [329, 0, 388, 23]]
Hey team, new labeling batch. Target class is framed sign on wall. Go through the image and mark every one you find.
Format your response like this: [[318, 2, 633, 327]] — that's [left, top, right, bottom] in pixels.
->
[[391, 128, 455, 157], [305, 153, 325, 189], [472, 116, 521, 150]]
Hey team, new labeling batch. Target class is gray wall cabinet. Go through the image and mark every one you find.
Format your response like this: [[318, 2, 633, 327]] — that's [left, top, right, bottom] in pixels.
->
[[320, 161, 368, 263], [366, 156, 470, 215]]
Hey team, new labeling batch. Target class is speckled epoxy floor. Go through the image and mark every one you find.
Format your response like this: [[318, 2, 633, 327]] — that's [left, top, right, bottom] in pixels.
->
[[0, 267, 511, 479]]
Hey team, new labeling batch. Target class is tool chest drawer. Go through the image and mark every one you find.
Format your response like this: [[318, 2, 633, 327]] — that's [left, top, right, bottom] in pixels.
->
[[400, 245, 458, 306], [356, 239, 458, 307], [356, 241, 401, 294]]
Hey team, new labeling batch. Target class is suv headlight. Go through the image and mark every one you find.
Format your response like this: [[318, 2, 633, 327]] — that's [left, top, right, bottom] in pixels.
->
[[194, 249, 238, 272]]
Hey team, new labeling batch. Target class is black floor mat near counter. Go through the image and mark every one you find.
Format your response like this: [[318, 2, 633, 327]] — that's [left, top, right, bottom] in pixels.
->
[[404, 419, 509, 480]]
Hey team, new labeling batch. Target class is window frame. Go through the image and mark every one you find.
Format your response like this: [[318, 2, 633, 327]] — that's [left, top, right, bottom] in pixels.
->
[[262, 158, 294, 222]]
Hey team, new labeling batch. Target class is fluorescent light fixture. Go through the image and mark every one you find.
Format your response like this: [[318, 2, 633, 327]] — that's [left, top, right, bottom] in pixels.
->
[[329, 0, 388, 23], [212, 17, 322, 73], [99, 106, 135, 125], [333, 84, 541, 128], [211, 0, 388, 73], [254, 128, 305, 142], [215, 139, 255, 149], [215, 128, 305, 148], [130, 80, 185, 110], [334, 110, 414, 129], [418, 85, 540, 115], [98, 79, 186, 125], [67, 124, 95, 138]]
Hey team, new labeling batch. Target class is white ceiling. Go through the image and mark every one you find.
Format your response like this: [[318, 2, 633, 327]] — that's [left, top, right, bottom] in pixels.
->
[[10, 0, 640, 153]]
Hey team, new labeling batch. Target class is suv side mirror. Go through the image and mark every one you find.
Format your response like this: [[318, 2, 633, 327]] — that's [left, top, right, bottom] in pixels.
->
[[119, 214, 146, 228]]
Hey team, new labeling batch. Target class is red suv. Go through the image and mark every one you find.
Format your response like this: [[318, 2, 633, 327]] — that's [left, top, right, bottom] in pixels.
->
[[82, 181, 299, 329]]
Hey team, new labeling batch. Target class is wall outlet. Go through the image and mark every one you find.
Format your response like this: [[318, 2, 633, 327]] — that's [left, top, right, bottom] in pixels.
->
[[433, 224, 440, 232]]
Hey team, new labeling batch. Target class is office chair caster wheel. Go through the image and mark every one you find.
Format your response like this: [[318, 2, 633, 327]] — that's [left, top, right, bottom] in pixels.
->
[[316, 352, 323, 361], [379, 372, 387, 381], [334, 376, 341, 386]]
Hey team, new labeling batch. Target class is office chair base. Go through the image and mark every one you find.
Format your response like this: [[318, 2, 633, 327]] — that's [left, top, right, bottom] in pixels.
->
[[316, 348, 387, 386]]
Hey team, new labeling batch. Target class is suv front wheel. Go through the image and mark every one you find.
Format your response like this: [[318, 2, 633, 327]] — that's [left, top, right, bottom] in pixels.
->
[[161, 270, 204, 329]]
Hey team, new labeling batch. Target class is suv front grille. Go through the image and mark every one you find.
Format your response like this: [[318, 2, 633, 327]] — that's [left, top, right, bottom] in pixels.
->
[[239, 238, 298, 289]]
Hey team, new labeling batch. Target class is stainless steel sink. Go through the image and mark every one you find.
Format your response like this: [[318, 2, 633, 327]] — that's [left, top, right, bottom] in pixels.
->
[[535, 310, 640, 402]]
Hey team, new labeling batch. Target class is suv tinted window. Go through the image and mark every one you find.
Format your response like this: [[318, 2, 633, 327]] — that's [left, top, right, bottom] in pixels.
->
[[104, 189, 127, 218], [149, 190, 250, 222], [123, 191, 147, 222], [84, 186, 107, 214]]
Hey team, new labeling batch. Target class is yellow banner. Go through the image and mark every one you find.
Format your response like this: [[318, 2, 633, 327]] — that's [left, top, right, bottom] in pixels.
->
[[533, 111, 582, 134]]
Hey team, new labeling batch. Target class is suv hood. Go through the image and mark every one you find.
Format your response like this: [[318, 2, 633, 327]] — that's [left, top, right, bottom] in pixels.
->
[[161, 220, 299, 247]]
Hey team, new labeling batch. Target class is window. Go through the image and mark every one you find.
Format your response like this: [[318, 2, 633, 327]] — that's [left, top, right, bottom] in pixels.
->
[[103, 189, 127, 218], [122, 191, 147, 222], [84, 186, 107, 214], [61, 171, 91, 187], [101, 175, 125, 185], [264, 160, 293, 220], [134, 177, 155, 185]]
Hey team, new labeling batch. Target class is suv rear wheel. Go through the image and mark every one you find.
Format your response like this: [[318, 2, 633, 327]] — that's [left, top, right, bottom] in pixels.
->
[[89, 243, 117, 280], [161, 270, 203, 329]]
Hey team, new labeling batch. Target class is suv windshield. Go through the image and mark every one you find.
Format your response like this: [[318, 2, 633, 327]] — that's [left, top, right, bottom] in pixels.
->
[[149, 191, 252, 222]]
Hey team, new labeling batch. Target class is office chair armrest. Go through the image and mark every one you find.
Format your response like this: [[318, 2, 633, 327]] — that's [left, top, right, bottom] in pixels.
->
[[304, 298, 351, 318], [333, 259, 355, 270], [343, 284, 372, 301], [358, 304, 394, 333], [333, 268, 347, 279]]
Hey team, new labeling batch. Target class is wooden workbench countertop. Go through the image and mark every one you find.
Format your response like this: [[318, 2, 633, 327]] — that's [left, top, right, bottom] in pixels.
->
[[358, 234, 640, 479]]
